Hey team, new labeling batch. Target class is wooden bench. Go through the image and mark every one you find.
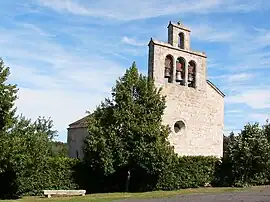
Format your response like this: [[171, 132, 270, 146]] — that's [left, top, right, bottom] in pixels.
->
[[43, 190, 86, 198]]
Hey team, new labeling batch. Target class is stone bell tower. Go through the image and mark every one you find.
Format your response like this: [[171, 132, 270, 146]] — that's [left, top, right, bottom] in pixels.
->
[[168, 21, 191, 50], [148, 21, 225, 157]]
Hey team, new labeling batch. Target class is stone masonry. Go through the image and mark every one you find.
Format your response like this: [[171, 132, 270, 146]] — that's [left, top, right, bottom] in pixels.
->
[[67, 21, 225, 159], [148, 21, 224, 157]]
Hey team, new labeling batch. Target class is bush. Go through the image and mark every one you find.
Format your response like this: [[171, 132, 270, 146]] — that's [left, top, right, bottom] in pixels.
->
[[155, 156, 219, 190], [0, 156, 79, 198], [33, 157, 79, 194], [214, 122, 270, 187]]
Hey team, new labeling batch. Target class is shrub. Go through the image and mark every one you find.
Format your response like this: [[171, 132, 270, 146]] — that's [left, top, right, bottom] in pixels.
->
[[155, 156, 219, 190], [214, 122, 270, 187], [35, 157, 79, 193], [0, 156, 79, 198]]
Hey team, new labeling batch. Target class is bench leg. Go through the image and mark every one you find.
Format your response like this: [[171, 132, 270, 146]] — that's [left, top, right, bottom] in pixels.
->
[[47, 194, 51, 198]]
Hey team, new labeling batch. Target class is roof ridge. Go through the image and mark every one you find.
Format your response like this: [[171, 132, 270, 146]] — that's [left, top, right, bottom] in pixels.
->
[[206, 80, 225, 97]]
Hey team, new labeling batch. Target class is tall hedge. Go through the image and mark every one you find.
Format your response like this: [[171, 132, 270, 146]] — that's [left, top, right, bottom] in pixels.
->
[[155, 156, 219, 190], [23, 157, 79, 195], [0, 156, 79, 198]]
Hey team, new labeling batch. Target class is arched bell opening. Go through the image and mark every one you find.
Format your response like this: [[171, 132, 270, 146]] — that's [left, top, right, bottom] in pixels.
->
[[164, 55, 174, 83], [188, 60, 196, 88], [176, 57, 185, 86], [178, 32, 185, 49]]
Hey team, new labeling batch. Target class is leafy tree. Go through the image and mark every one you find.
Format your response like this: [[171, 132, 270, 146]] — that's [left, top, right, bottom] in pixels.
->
[[51, 141, 68, 157], [0, 58, 18, 132], [33, 116, 58, 140], [83, 62, 175, 192], [225, 122, 270, 187], [0, 59, 76, 198], [0, 113, 77, 198], [213, 132, 235, 187], [223, 132, 234, 159], [0, 115, 51, 197], [263, 119, 270, 142]]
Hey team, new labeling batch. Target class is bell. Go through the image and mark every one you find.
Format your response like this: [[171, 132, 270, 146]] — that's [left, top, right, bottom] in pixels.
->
[[164, 68, 171, 78], [188, 73, 193, 82], [176, 71, 182, 82], [176, 62, 182, 72]]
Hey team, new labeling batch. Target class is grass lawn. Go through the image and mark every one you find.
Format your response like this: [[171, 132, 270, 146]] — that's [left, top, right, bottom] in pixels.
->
[[0, 187, 253, 202]]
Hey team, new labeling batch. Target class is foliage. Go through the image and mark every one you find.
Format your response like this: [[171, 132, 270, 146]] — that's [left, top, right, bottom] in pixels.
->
[[33, 116, 58, 140], [2, 57, 270, 197], [0, 115, 77, 198], [51, 141, 68, 157], [0, 59, 77, 198], [155, 156, 219, 190], [263, 119, 270, 142], [0, 115, 50, 197], [31, 156, 79, 194], [83, 62, 175, 192], [0, 58, 18, 132], [216, 122, 270, 187]]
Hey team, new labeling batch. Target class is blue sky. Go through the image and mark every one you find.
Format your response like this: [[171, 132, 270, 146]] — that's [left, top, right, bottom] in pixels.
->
[[0, 0, 269, 142]]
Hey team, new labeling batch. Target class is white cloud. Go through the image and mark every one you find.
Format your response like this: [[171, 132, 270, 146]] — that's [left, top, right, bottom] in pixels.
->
[[227, 73, 254, 82], [122, 36, 145, 47], [36, 0, 267, 21], [209, 73, 254, 83], [16, 87, 108, 141], [226, 110, 243, 114], [226, 89, 270, 109], [0, 15, 126, 142], [191, 24, 239, 42], [37, 0, 93, 16], [249, 113, 269, 123], [1, 0, 270, 143]]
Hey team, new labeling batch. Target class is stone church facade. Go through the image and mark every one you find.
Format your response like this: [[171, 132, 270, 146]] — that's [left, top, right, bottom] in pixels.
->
[[67, 21, 225, 159]]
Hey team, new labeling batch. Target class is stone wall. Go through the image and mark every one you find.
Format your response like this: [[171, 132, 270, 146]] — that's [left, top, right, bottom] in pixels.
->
[[168, 22, 191, 50], [159, 83, 223, 157], [148, 39, 224, 158], [149, 40, 207, 92], [67, 127, 88, 159]]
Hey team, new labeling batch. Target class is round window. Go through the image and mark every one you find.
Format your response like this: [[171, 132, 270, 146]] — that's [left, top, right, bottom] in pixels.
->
[[174, 121, 185, 133]]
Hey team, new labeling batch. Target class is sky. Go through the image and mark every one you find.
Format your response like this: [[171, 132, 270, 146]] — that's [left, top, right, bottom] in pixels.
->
[[0, 0, 269, 142]]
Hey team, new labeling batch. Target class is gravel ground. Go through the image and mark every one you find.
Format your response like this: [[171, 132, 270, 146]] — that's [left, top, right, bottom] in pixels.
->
[[117, 187, 270, 202]]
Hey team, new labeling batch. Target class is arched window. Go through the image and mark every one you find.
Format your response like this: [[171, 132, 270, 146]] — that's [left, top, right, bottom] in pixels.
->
[[164, 55, 173, 83], [188, 60, 196, 88], [178, 33, 185, 49], [176, 57, 185, 85]]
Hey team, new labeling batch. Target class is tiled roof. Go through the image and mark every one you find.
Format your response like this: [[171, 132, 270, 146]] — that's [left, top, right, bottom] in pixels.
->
[[68, 115, 89, 128]]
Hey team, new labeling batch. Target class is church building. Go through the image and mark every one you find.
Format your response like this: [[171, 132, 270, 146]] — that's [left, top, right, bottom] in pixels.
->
[[67, 21, 225, 159]]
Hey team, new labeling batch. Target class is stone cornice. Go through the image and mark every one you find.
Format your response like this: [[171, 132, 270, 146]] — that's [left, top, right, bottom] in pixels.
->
[[167, 21, 191, 32], [148, 38, 207, 58]]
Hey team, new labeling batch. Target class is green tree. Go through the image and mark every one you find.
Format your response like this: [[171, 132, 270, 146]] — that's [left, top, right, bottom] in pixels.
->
[[225, 122, 270, 187], [0, 58, 18, 132], [33, 116, 58, 140], [51, 141, 68, 157], [83, 62, 175, 192], [263, 119, 270, 142], [0, 115, 53, 196], [0, 60, 76, 198]]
